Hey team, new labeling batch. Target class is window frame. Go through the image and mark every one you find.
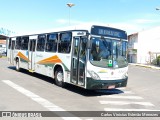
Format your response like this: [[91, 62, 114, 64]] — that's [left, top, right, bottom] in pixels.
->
[[36, 34, 46, 52], [58, 32, 72, 53], [45, 33, 58, 52], [15, 37, 21, 50], [8, 38, 11, 49], [21, 36, 29, 50]]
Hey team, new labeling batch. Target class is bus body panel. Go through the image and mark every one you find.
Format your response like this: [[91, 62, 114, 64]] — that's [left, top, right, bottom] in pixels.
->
[[86, 61, 128, 89], [18, 50, 29, 70], [86, 77, 128, 89], [34, 52, 71, 81]]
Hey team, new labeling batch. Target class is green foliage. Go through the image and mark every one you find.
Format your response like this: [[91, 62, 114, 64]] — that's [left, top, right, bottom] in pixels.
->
[[151, 55, 160, 66], [151, 59, 157, 65], [157, 55, 160, 59], [156, 55, 160, 66]]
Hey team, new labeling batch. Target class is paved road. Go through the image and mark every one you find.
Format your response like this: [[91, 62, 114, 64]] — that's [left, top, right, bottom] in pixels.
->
[[0, 58, 159, 120], [128, 65, 160, 110]]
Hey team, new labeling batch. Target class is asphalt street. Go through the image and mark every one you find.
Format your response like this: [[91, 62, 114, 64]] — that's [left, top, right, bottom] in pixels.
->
[[0, 57, 160, 120]]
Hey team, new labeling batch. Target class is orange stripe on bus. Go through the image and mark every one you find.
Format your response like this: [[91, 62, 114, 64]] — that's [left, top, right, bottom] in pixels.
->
[[37, 55, 62, 64], [17, 52, 30, 62]]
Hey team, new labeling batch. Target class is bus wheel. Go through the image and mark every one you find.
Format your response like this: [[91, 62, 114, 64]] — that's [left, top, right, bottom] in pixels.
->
[[55, 67, 65, 87], [16, 59, 20, 71]]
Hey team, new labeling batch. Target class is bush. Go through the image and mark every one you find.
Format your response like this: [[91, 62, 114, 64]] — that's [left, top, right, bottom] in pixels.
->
[[157, 55, 160, 66], [0, 53, 2, 58], [151, 59, 157, 65]]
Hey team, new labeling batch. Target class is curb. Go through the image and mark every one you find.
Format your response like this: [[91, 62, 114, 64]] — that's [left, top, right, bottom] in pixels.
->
[[0, 56, 7, 58], [129, 63, 160, 70]]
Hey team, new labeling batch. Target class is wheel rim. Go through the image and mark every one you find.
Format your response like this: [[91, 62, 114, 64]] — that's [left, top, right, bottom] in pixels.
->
[[57, 72, 63, 82]]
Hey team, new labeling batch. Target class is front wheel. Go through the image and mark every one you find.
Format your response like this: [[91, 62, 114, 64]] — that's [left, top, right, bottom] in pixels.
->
[[55, 67, 66, 87]]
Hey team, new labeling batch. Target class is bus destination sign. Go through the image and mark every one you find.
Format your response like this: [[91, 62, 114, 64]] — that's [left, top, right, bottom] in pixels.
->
[[91, 25, 127, 39]]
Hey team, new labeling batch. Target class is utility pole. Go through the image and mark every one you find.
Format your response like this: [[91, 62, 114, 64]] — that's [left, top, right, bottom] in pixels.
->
[[67, 3, 75, 25]]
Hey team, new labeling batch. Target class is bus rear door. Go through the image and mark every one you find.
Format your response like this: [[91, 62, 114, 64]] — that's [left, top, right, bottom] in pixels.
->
[[28, 36, 37, 71]]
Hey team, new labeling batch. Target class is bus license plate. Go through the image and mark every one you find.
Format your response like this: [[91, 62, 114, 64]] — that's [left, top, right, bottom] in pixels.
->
[[108, 85, 115, 89]]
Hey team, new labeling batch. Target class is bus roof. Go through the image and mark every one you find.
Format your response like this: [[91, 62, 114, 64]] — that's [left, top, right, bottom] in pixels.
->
[[9, 24, 127, 38], [9, 24, 91, 37]]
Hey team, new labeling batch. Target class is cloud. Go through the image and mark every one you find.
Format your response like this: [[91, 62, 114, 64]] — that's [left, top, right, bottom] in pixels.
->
[[55, 19, 68, 24], [54, 18, 160, 35], [54, 19, 143, 34], [134, 19, 158, 24], [55, 19, 85, 25]]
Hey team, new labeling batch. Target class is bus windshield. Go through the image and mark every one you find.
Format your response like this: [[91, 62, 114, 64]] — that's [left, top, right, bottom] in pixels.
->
[[90, 37, 128, 68]]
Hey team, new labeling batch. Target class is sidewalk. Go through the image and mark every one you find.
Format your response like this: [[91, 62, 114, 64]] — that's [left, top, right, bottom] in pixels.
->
[[129, 63, 160, 70]]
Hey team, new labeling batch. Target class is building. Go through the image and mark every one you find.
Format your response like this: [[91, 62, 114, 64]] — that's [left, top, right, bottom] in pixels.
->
[[128, 26, 160, 64], [0, 27, 15, 55], [128, 33, 138, 63], [0, 40, 6, 44]]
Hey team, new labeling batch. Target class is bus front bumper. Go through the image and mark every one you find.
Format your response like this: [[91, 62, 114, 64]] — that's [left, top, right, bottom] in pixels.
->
[[86, 77, 128, 89]]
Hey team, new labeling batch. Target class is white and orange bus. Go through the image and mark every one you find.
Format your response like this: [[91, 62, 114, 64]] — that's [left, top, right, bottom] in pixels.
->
[[7, 25, 128, 89]]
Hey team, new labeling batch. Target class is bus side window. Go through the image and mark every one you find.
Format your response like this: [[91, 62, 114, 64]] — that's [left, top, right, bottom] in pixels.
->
[[15, 37, 21, 50], [46, 33, 58, 52], [21, 36, 29, 50], [80, 37, 87, 61], [37, 34, 46, 51], [58, 32, 72, 53], [9, 38, 11, 49]]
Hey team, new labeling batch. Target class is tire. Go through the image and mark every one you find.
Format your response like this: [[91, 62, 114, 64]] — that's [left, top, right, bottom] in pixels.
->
[[16, 59, 21, 71], [55, 67, 65, 87]]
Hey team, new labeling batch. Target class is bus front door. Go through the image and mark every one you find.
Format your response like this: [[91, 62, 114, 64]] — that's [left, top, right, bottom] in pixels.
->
[[28, 39, 36, 71], [71, 37, 87, 86], [10, 40, 15, 64]]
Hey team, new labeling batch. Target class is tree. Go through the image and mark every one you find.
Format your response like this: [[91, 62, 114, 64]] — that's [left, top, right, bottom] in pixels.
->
[[157, 55, 160, 66]]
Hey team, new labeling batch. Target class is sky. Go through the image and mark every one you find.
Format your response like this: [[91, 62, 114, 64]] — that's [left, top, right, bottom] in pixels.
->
[[0, 0, 160, 35]]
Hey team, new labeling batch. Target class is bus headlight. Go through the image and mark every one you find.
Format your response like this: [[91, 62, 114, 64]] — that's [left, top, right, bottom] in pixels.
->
[[122, 72, 128, 79], [88, 70, 101, 80]]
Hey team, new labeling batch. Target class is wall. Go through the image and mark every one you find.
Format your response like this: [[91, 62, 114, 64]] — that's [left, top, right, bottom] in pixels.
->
[[0, 40, 6, 44], [137, 26, 160, 64]]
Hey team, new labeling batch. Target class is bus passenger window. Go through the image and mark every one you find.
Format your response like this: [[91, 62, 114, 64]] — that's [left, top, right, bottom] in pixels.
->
[[21, 36, 29, 50], [58, 32, 72, 53], [37, 34, 46, 51], [9, 38, 11, 49], [15, 37, 21, 50], [46, 34, 58, 52], [80, 37, 87, 62]]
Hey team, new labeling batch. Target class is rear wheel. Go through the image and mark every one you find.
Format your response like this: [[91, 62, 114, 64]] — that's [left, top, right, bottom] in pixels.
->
[[16, 59, 20, 71], [55, 67, 65, 87]]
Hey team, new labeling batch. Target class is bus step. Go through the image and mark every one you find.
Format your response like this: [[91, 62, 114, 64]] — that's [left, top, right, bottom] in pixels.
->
[[29, 70, 35, 73]]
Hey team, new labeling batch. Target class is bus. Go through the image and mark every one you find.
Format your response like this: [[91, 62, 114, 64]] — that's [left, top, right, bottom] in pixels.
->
[[7, 25, 128, 89]]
